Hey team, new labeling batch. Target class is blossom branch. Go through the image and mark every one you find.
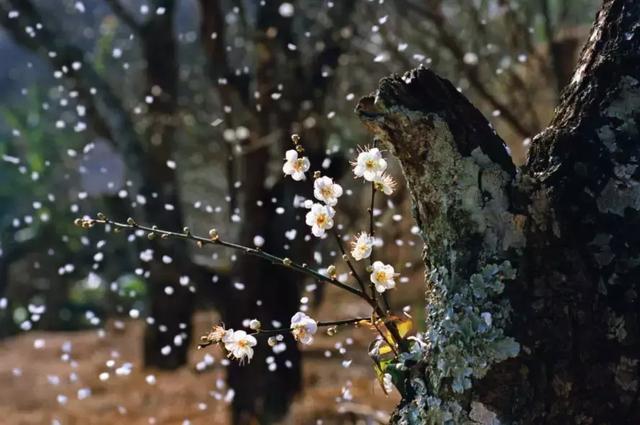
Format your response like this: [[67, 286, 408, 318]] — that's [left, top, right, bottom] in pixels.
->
[[76, 215, 370, 302], [252, 316, 372, 336]]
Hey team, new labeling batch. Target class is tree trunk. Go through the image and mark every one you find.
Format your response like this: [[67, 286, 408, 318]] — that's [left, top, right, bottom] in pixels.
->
[[138, 2, 198, 370], [357, 1, 640, 423]]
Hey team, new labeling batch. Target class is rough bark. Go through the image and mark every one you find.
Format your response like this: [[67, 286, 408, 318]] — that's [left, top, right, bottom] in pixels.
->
[[357, 0, 640, 423]]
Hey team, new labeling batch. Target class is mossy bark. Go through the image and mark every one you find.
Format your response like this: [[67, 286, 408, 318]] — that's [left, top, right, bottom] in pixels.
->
[[357, 1, 640, 423]]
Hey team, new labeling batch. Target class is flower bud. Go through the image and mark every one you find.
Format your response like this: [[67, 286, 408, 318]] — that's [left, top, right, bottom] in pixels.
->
[[208, 228, 219, 241], [327, 265, 337, 278], [283, 257, 292, 266], [291, 134, 301, 144], [126, 217, 136, 226], [97, 212, 106, 220], [267, 336, 278, 347], [249, 319, 261, 330]]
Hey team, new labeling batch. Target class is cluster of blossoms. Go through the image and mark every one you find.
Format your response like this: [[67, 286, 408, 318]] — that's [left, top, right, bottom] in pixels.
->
[[352, 147, 397, 195], [200, 312, 318, 364], [200, 135, 399, 357], [282, 142, 399, 295], [201, 326, 257, 364]]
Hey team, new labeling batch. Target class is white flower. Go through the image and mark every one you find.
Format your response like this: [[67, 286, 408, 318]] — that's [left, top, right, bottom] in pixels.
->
[[305, 203, 335, 237], [206, 325, 229, 344], [282, 149, 310, 181], [223, 330, 257, 364], [350, 232, 373, 261], [370, 261, 396, 293], [313, 176, 343, 206], [290, 312, 318, 345], [352, 147, 387, 181], [373, 173, 397, 195]]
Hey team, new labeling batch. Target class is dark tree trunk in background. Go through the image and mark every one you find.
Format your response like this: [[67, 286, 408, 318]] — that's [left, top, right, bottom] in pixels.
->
[[358, 0, 640, 423], [0, 251, 13, 338], [200, 1, 355, 421], [223, 3, 302, 422], [136, 1, 197, 370]]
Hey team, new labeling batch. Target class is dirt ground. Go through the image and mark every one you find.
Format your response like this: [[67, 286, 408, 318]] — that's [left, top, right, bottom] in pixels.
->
[[0, 287, 405, 425]]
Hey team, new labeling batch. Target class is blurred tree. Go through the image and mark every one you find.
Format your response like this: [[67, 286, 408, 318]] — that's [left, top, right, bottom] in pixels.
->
[[359, 0, 598, 161], [0, 0, 207, 370], [196, 1, 355, 422]]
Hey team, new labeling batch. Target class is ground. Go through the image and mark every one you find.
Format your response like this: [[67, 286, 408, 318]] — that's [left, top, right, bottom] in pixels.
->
[[0, 284, 409, 425]]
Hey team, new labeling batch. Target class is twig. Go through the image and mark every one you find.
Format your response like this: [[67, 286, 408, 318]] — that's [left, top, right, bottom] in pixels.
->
[[78, 215, 409, 351], [77, 216, 370, 302], [104, 0, 144, 35], [254, 316, 372, 335], [367, 181, 379, 305], [367, 149, 391, 312], [332, 229, 369, 298]]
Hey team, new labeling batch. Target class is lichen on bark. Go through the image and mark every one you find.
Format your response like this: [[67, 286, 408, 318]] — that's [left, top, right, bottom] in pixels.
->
[[357, 68, 524, 423], [357, 1, 640, 423]]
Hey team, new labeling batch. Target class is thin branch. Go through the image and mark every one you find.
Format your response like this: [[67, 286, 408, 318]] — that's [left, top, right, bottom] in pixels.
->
[[0, 0, 146, 181], [254, 316, 372, 335], [332, 229, 369, 297], [395, 0, 534, 138], [541, 0, 565, 98], [367, 182, 379, 301], [368, 182, 392, 312], [104, 0, 144, 35], [76, 216, 370, 302], [368, 182, 376, 254]]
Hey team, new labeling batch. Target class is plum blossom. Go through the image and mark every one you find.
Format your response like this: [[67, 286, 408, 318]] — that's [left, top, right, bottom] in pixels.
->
[[305, 203, 335, 237], [352, 147, 387, 181], [350, 232, 373, 261], [223, 330, 257, 364], [373, 173, 397, 195], [290, 312, 318, 345], [206, 325, 230, 344], [370, 261, 396, 293], [313, 176, 343, 206], [282, 149, 310, 181]]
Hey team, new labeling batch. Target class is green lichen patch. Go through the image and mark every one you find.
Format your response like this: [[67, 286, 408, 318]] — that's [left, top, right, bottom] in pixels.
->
[[393, 261, 519, 424]]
